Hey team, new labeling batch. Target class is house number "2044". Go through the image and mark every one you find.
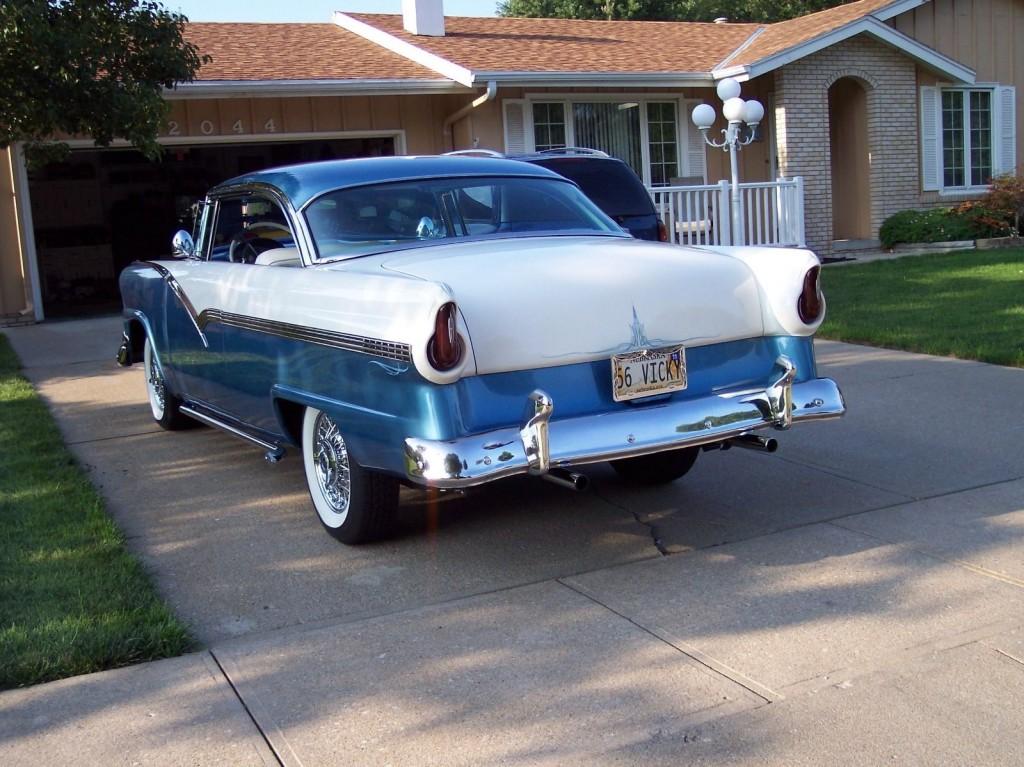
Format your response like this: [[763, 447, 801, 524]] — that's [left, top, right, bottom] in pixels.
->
[[165, 118, 278, 136]]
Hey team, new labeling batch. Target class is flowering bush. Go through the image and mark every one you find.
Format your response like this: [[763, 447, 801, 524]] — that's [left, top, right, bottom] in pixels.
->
[[980, 173, 1024, 233]]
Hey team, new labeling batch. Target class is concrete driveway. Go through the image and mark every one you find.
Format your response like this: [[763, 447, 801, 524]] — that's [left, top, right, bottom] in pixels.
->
[[2, 316, 1023, 766]]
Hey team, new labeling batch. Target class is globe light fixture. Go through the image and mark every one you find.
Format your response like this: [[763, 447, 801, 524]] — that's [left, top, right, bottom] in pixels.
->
[[690, 78, 766, 245], [691, 103, 717, 131], [716, 77, 741, 102]]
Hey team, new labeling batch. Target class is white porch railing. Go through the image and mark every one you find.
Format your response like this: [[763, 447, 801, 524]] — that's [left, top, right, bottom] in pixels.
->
[[648, 177, 806, 248]]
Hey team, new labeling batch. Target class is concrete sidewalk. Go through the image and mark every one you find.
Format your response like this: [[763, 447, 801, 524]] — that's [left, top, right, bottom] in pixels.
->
[[2, 317, 1023, 765]]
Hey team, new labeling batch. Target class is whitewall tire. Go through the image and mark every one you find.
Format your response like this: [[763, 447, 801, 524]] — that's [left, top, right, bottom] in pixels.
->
[[301, 406, 399, 544], [143, 338, 191, 430]]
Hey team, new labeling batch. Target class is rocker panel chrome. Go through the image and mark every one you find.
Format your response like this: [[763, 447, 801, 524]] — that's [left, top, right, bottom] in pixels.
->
[[404, 367, 845, 489], [179, 403, 286, 459]]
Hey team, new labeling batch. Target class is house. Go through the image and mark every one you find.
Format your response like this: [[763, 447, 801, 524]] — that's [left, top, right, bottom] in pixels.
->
[[0, 0, 1015, 323]]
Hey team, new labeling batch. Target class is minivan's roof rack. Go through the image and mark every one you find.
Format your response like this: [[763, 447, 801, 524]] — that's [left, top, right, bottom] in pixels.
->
[[535, 147, 610, 157], [443, 149, 506, 158]]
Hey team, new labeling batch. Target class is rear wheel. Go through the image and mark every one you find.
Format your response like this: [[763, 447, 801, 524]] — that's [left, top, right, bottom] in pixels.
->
[[143, 338, 192, 430], [301, 407, 399, 544], [610, 447, 699, 485]]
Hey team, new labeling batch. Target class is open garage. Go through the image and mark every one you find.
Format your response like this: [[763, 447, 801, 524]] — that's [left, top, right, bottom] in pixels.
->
[[27, 134, 398, 317]]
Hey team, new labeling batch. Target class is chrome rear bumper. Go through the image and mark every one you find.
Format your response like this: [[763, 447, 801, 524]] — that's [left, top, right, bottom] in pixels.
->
[[403, 355, 845, 489]]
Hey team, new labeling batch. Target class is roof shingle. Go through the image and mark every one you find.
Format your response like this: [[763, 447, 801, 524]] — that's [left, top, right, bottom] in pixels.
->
[[185, 23, 442, 81], [345, 13, 759, 74], [725, 0, 901, 67]]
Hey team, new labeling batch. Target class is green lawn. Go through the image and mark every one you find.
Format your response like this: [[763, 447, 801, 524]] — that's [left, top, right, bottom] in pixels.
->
[[0, 335, 191, 689], [819, 248, 1024, 367]]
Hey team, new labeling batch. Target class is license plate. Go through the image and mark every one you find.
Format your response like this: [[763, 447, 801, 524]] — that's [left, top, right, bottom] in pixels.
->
[[611, 345, 687, 402]]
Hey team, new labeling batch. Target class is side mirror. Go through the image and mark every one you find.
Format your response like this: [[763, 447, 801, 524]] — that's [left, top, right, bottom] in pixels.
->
[[171, 230, 196, 258]]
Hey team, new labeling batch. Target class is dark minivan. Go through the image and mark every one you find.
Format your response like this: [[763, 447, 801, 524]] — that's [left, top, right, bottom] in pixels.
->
[[511, 148, 667, 242]]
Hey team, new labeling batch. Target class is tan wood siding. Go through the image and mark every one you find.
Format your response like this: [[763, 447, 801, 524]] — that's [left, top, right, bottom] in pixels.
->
[[157, 95, 462, 151], [892, 0, 1024, 176]]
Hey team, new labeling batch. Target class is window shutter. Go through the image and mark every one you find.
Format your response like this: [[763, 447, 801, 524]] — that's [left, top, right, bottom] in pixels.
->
[[920, 86, 941, 191], [996, 85, 1017, 176], [683, 99, 708, 182], [502, 99, 529, 155]]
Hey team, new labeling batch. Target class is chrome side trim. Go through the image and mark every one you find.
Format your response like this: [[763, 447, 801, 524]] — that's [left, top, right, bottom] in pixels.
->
[[197, 309, 413, 363], [134, 261, 410, 362], [179, 404, 286, 460], [404, 373, 846, 490], [138, 261, 209, 348]]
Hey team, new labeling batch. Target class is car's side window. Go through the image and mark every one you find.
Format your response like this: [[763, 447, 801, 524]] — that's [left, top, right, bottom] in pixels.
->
[[207, 194, 297, 265]]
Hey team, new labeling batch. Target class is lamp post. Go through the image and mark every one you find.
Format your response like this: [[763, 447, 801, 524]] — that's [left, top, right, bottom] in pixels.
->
[[691, 78, 764, 245]]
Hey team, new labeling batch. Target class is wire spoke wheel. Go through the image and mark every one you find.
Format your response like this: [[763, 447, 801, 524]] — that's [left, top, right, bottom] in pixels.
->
[[301, 406, 399, 543], [144, 339, 166, 420], [312, 411, 351, 514]]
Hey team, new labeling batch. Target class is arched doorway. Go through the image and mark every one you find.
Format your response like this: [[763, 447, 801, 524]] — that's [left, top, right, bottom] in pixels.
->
[[828, 78, 871, 241]]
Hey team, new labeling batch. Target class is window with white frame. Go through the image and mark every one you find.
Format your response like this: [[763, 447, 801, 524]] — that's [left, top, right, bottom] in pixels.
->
[[516, 97, 698, 187], [942, 89, 992, 187], [921, 84, 1015, 193], [532, 102, 566, 152], [646, 102, 679, 187]]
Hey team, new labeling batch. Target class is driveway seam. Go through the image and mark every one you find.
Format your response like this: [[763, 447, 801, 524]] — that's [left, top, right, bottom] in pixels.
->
[[990, 647, 1024, 669], [767, 451, 917, 498], [66, 429, 163, 446], [208, 649, 289, 767], [557, 578, 781, 704], [826, 519, 1024, 590]]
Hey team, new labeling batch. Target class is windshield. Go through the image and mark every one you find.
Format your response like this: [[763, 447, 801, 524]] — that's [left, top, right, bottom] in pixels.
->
[[303, 176, 624, 260]]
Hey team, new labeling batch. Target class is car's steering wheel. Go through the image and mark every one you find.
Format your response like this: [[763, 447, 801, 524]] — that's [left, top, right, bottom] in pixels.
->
[[228, 222, 290, 264]]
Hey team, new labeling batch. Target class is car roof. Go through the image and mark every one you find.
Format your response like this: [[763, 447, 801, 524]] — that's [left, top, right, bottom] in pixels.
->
[[210, 155, 565, 209]]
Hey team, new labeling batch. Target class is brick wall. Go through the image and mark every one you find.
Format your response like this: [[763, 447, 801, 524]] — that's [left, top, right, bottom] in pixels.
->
[[774, 35, 920, 254]]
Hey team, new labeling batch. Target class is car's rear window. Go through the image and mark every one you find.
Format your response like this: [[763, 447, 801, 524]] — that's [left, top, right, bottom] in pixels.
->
[[529, 159, 656, 218], [303, 175, 623, 261]]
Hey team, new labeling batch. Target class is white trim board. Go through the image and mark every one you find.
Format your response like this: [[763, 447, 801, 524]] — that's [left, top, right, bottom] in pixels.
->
[[871, 0, 931, 22], [715, 16, 975, 84], [333, 12, 475, 87], [11, 145, 43, 322]]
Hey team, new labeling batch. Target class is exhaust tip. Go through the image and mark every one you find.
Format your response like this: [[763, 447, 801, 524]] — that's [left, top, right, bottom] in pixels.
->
[[543, 468, 590, 492], [728, 434, 778, 453]]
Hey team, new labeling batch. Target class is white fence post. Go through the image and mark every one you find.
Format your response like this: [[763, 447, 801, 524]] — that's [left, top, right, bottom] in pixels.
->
[[793, 176, 806, 247], [717, 180, 732, 246]]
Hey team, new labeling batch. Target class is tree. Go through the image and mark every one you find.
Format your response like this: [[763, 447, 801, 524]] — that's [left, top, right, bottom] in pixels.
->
[[0, 0, 207, 164], [498, 0, 850, 23]]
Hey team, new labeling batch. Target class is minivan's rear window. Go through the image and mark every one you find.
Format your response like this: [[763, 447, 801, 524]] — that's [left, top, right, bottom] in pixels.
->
[[531, 159, 656, 217]]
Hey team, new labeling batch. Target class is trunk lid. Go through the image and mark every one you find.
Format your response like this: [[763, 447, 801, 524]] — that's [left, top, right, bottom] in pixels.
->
[[375, 235, 764, 375]]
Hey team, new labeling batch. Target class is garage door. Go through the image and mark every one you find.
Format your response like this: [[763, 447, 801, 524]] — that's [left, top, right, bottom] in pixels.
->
[[28, 135, 396, 318]]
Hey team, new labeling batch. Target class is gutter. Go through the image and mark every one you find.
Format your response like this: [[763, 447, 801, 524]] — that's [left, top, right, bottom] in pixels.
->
[[166, 78, 470, 99], [442, 81, 498, 150]]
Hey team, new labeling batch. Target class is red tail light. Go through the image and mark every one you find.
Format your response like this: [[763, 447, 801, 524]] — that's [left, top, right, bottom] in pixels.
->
[[658, 220, 669, 242], [797, 266, 824, 324], [427, 302, 463, 371]]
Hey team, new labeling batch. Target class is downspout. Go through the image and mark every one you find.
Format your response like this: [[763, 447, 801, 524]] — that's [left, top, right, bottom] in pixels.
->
[[442, 81, 498, 151]]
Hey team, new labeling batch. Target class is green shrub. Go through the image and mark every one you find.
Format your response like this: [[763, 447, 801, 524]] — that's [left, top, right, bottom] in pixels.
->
[[879, 206, 1011, 249]]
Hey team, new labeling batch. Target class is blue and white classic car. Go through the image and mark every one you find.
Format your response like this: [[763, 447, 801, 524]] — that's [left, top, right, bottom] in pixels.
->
[[117, 156, 845, 543]]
